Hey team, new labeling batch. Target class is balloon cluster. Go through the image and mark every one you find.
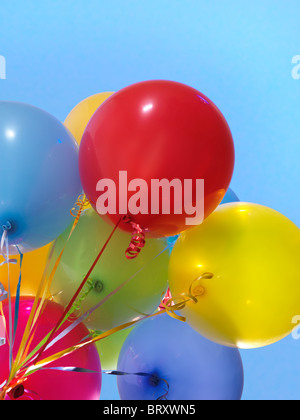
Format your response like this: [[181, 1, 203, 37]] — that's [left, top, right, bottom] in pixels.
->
[[0, 81, 299, 401]]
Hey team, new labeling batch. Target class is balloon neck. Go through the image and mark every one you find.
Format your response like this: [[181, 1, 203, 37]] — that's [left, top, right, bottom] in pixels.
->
[[2, 221, 12, 232], [93, 280, 104, 293], [7, 384, 42, 400], [8, 384, 24, 399], [149, 373, 161, 387]]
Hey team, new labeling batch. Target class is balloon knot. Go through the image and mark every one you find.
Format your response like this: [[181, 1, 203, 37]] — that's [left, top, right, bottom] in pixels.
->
[[2, 221, 12, 231], [9, 384, 24, 400]]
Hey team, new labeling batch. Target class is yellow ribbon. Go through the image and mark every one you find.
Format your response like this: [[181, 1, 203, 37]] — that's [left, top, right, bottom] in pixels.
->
[[8, 195, 88, 383], [19, 273, 213, 377]]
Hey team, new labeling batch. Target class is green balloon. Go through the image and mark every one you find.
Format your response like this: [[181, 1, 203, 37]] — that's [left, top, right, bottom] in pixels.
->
[[95, 327, 133, 371], [48, 208, 169, 331]]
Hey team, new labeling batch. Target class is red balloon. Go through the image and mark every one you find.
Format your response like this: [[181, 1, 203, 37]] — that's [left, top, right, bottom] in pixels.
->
[[0, 297, 101, 400], [79, 80, 235, 237]]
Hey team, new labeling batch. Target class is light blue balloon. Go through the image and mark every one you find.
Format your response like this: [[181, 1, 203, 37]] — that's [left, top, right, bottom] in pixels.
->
[[117, 314, 244, 400], [0, 102, 82, 253], [220, 187, 240, 205], [166, 234, 179, 252]]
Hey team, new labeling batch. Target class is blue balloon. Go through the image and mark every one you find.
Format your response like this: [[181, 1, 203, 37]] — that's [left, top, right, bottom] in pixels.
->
[[117, 314, 244, 400], [0, 102, 82, 253], [220, 187, 240, 205], [166, 234, 179, 252]]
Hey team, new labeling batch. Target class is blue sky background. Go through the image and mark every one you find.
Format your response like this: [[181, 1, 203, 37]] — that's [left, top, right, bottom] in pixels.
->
[[1, 0, 300, 400]]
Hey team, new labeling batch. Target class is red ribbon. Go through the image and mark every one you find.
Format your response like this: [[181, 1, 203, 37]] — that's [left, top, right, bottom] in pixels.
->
[[123, 216, 146, 259], [159, 288, 173, 310]]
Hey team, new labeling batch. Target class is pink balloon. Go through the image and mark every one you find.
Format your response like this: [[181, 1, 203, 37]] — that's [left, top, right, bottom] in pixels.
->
[[0, 297, 101, 400]]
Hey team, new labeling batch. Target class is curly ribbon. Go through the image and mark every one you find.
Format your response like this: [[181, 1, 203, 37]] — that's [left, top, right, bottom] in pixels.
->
[[66, 278, 95, 321], [0, 204, 210, 400], [158, 288, 172, 311], [123, 216, 146, 259], [158, 272, 214, 322], [18, 308, 167, 380], [21, 272, 211, 374], [1, 273, 213, 399], [70, 194, 90, 217]]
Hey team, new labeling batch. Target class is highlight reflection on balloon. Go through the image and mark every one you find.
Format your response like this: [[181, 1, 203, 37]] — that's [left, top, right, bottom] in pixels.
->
[[169, 202, 300, 349], [117, 313, 244, 400], [79, 80, 235, 238], [0, 102, 82, 254], [0, 297, 101, 400]]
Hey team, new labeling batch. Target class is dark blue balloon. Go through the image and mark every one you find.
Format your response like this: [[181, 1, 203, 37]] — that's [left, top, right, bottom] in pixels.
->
[[0, 102, 82, 253], [220, 188, 240, 205], [117, 314, 244, 400]]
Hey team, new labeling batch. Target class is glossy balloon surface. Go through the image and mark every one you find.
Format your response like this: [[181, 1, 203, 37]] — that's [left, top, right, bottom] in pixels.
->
[[169, 203, 300, 349], [0, 297, 101, 400], [117, 314, 244, 400], [79, 80, 235, 238], [0, 102, 82, 254], [49, 208, 169, 331]]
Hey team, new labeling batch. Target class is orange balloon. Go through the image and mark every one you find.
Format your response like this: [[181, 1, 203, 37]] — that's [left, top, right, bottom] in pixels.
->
[[0, 244, 51, 297]]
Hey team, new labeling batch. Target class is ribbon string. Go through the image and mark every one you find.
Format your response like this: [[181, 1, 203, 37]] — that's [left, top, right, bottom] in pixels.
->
[[12, 247, 23, 349], [7, 194, 89, 384], [0, 228, 13, 372], [31, 215, 124, 367], [0, 191, 213, 400]]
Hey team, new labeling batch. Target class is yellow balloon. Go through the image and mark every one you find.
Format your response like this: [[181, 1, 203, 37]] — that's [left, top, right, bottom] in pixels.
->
[[169, 203, 300, 349], [0, 244, 51, 297], [64, 92, 114, 144]]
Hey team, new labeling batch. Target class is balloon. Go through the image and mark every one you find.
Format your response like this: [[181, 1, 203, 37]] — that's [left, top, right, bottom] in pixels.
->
[[79, 80, 235, 238], [169, 202, 300, 349], [0, 244, 51, 297], [166, 235, 179, 252], [48, 208, 169, 331], [0, 297, 101, 400], [117, 313, 244, 400], [0, 102, 82, 254], [165, 187, 238, 253], [65, 92, 114, 144], [96, 327, 133, 371], [220, 187, 239, 204]]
